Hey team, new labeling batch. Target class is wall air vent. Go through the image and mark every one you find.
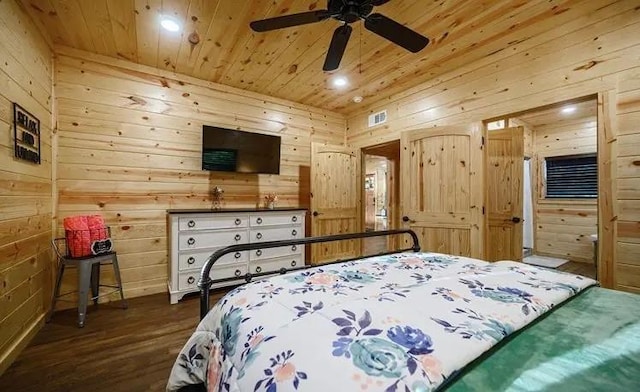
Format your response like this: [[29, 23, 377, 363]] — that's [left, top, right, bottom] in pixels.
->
[[368, 110, 387, 127]]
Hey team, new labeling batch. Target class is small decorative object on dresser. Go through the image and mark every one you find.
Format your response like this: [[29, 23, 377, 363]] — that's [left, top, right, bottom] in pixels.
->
[[166, 208, 306, 304], [211, 186, 224, 210], [264, 193, 278, 209]]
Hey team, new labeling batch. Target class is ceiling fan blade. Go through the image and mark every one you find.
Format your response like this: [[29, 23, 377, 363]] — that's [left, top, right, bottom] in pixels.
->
[[250, 10, 332, 32], [370, 0, 391, 5], [364, 13, 429, 53], [323, 24, 353, 72]]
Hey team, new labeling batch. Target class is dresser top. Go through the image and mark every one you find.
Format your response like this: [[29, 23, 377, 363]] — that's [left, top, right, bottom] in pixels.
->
[[167, 207, 307, 214]]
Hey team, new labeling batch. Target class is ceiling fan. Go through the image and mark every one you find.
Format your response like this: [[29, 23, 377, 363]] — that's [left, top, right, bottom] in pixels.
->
[[250, 0, 430, 72]]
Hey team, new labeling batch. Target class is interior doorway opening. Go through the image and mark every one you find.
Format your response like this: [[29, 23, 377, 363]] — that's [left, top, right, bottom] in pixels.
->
[[484, 96, 598, 280], [361, 140, 400, 255]]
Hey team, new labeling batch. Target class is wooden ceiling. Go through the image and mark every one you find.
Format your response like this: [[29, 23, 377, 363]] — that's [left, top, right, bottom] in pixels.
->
[[21, 0, 591, 114], [516, 99, 597, 127]]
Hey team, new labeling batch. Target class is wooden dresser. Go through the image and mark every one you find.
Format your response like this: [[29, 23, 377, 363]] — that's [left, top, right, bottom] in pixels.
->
[[167, 208, 306, 304]]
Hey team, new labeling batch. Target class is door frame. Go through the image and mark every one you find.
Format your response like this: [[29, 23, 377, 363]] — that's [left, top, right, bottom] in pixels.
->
[[483, 92, 615, 288], [360, 140, 401, 252]]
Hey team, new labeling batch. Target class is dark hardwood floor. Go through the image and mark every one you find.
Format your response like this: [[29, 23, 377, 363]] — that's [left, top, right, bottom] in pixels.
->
[[0, 258, 597, 391], [557, 260, 597, 279], [0, 289, 227, 392]]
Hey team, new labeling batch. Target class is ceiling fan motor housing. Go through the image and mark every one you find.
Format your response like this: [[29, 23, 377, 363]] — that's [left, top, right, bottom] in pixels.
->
[[329, 0, 374, 24]]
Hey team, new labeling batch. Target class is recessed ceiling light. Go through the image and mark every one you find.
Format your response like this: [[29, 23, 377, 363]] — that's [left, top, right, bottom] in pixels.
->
[[561, 106, 576, 114], [333, 77, 348, 88], [352, 96, 363, 103], [161, 17, 180, 32]]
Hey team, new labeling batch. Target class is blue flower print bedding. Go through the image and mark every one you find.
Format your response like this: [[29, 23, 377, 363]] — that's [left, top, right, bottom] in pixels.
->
[[167, 252, 596, 392]]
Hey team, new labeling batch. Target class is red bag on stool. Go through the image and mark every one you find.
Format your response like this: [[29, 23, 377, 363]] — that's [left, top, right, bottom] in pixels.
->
[[64, 215, 111, 258], [87, 215, 108, 242]]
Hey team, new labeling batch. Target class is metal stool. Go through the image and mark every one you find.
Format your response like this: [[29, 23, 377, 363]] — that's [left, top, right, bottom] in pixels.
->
[[48, 238, 128, 327]]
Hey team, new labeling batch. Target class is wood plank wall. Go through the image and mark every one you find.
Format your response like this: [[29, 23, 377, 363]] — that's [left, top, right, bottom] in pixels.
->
[[531, 116, 598, 263], [616, 70, 640, 294], [346, 1, 640, 291], [0, 0, 53, 374], [54, 46, 345, 302]]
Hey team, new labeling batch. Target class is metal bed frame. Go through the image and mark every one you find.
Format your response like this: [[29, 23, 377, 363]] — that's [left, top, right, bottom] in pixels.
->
[[198, 229, 420, 319]]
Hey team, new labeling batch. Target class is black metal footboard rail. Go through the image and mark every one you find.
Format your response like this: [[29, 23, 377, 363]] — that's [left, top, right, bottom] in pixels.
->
[[198, 229, 420, 319]]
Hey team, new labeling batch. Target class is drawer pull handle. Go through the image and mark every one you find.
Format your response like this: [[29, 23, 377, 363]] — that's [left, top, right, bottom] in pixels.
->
[[187, 276, 195, 284], [256, 266, 262, 273], [234, 234, 241, 241], [235, 218, 241, 225], [235, 252, 241, 259], [187, 257, 195, 265], [256, 250, 262, 257], [187, 237, 195, 246], [256, 233, 263, 240], [291, 245, 297, 252], [292, 230, 297, 236], [256, 217, 263, 224], [291, 260, 297, 267], [292, 216, 297, 222], [235, 269, 242, 277], [187, 220, 196, 228]]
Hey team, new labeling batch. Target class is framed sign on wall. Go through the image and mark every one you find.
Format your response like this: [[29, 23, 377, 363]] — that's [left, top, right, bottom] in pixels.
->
[[13, 103, 40, 164]]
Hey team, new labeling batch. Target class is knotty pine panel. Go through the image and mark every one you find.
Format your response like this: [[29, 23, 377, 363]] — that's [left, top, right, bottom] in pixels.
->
[[54, 48, 345, 305], [347, 3, 640, 146], [0, 0, 53, 374], [532, 114, 598, 263], [616, 70, 640, 292]]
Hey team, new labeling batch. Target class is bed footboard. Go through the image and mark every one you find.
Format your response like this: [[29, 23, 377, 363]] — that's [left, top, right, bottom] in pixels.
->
[[198, 229, 420, 319]]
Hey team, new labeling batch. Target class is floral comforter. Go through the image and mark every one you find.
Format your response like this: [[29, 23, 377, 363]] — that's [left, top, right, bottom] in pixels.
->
[[167, 252, 596, 392]]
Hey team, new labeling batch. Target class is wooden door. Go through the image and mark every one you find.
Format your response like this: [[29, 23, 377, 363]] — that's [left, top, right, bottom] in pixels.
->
[[486, 127, 524, 261], [310, 143, 361, 264], [400, 125, 485, 258]]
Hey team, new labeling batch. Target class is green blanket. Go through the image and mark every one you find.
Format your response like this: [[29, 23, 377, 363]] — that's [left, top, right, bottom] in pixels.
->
[[446, 287, 640, 392]]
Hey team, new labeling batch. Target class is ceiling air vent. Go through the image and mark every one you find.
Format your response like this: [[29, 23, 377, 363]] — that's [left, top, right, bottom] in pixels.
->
[[368, 110, 387, 127]]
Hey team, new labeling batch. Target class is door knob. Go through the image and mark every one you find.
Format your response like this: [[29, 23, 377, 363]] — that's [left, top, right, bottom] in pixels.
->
[[313, 211, 320, 217], [512, 217, 521, 223], [402, 216, 415, 223]]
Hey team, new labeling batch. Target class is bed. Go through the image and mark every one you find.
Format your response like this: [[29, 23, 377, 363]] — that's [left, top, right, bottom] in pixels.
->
[[167, 230, 640, 392]]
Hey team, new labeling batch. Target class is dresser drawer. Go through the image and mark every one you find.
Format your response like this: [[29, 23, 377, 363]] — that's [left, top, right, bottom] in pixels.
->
[[178, 264, 248, 291], [179, 215, 247, 231], [178, 229, 247, 251], [250, 212, 304, 227], [250, 226, 302, 243], [250, 244, 303, 261], [251, 256, 303, 274], [178, 249, 248, 270]]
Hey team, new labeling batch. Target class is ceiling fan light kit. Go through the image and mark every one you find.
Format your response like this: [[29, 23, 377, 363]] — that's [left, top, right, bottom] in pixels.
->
[[250, 0, 429, 72]]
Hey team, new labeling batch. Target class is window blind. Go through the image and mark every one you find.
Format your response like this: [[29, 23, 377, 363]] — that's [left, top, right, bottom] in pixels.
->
[[545, 154, 597, 198]]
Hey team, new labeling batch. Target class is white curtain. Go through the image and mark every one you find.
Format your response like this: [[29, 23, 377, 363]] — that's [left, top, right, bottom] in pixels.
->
[[523, 159, 534, 249]]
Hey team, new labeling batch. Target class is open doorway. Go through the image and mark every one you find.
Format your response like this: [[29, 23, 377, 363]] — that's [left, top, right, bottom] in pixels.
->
[[361, 141, 400, 255], [485, 96, 598, 279]]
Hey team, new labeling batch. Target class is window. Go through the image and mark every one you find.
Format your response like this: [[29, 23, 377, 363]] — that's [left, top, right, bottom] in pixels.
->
[[486, 119, 506, 130], [544, 154, 597, 198]]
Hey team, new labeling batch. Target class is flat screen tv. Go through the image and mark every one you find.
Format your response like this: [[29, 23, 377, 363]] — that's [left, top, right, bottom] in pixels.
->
[[202, 126, 281, 174]]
